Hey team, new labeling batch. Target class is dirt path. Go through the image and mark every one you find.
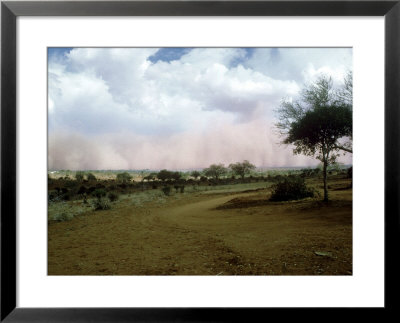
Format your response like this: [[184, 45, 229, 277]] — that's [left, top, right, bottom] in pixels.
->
[[48, 187, 352, 275]]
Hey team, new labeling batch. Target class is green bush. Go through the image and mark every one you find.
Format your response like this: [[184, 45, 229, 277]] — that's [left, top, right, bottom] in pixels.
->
[[87, 173, 97, 181], [116, 172, 132, 183], [53, 212, 74, 222], [75, 171, 85, 182], [108, 191, 119, 202], [270, 176, 315, 201], [347, 166, 352, 178], [161, 186, 171, 196], [92, 197, 111, 210], [92, 188, 107, 199]]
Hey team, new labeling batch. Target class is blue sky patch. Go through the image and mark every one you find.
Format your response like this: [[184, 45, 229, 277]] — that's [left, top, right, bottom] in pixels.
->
[[149, 48, 193, 63], [48, 47, 73, 60]]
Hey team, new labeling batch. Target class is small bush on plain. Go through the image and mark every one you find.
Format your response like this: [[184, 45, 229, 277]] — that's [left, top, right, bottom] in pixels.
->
[[347, 166, 352, 178], [75, 171, 85, 182], [162, 186, 171, 196], [93, 198, 111, 210], [270, 176, 315, 201], [53, 212, 74, 222], [92, 188, 107, 199], [108, 191, 119, 202], [87, 173, 97, 181]]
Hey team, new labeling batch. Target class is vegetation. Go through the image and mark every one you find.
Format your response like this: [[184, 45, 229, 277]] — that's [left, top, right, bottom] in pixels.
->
[[108, 191, 119, 202], [116, 172, 132, 183], [229, 160, 256, 180], [171, 171, 182, 181], [52, 212, 74, 222], [157, 169, 173, 182], [270, 176, 315, 202], [93, 197, 111, 210], [93, 188, 107, 199], [143, 173, 157, 181], [48, 163, 352, 205], [204, 164, 227, 180], [87, 173, 97, 181], [75, 171, 85, 182], [275, 74, 352, 201], [162, 186, 172, 196], [190, 170, 201, 180]]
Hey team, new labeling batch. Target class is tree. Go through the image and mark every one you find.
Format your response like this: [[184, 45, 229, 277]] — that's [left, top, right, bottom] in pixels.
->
[[190, 170, 201, 180], [229, 160, 256, 180], [75, 171, 85, 182], [157, 169, 172, 182], [116, 172, 132, 183], [143, 172, 157, 182], [276, 75, 352, 202], [204, 164, 227, 180], [333, 70, 353, 153], [87, 173, 97, 181], [171, 171, 182, 181]]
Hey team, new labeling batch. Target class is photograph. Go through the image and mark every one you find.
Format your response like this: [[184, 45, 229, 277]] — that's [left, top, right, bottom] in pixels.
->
[[47, 47, 353, 276], [2, 0, 398, 319]]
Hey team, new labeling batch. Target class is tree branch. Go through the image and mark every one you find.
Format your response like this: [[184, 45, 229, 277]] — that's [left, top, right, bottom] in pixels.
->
[[334, 144, 353, 153]]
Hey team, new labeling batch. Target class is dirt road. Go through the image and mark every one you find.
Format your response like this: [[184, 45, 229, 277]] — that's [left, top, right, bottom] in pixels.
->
[[48, 187, 352, 275]]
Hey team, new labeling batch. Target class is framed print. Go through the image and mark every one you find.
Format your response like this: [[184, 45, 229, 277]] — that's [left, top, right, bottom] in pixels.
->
[[1, 0, 399, 321]]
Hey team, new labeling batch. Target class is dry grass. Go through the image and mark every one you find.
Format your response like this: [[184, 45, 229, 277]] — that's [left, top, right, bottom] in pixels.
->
[[48, 176, 352, 275]]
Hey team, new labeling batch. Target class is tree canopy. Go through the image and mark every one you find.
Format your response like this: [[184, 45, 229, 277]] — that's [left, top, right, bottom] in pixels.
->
[[75, 171, 85, 182], [276, 73, 352, 201], [204, 164, 227, 180], [190, 170, 201, 180], [87, 173, 97, 181], [229, 160, 256, 179], [157, 169, 172, 181], [116, 172, 132, 183]]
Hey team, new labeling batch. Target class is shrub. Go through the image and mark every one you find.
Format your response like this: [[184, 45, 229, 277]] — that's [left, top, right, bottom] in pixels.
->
[[75, 171, 85, 182], [92, 197, 111, 210], [92, 188, 107, 199], [190, 170, 201, 180], [347, 166, 352, 178], [270, 176, 315, 201], [157, 169, 173, 182], [180, 185, 185, 193], [62, 191, 72, 201], [116, 172, 132, 183], [53, 212, 74, 222], [300, 168, 313, 178], [108, 191, 119, 202], [161, 186, 171, 196], [87, 173, 97, 181], [77, 185, 87, 195]]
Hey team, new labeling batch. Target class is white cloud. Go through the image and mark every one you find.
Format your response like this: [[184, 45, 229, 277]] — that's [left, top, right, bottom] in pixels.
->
[[245, 48, 352, 83], [48, 47, 352, 169]]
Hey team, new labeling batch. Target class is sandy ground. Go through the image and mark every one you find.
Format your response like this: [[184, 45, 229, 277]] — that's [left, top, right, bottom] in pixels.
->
[[48, 179, 352, 275]]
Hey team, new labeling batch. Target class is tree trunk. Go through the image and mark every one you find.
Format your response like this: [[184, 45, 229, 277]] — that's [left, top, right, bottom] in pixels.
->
[[322, 153, 329, 202]]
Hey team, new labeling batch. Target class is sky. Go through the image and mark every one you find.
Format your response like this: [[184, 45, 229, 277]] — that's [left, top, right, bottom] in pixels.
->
[[48, 47, 352, 171]]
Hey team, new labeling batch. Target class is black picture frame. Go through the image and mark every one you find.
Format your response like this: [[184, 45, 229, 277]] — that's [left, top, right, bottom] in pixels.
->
[[1, 0, 399, 321]]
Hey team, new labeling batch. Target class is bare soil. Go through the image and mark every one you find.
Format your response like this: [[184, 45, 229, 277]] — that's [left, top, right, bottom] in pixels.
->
[[48, 178, 352, 275]]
